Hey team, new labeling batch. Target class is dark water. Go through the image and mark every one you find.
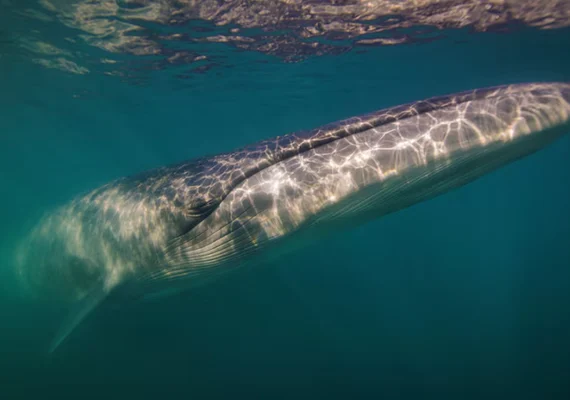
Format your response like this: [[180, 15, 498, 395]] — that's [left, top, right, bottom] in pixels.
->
[[1, 1, 570, 398]]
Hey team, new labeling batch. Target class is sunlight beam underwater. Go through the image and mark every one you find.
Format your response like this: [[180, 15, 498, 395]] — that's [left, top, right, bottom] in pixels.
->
[[15, 82, 570, 352]]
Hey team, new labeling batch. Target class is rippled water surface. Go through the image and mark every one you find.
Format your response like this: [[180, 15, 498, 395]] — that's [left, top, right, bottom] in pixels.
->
[[1, 1, 570, 398]]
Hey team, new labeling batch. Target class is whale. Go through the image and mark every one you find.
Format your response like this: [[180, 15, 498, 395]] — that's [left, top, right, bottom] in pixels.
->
[[15, 82, 570, 352]]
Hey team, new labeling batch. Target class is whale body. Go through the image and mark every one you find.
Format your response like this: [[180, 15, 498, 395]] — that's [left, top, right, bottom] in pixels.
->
[[15, 82, 570, 351]]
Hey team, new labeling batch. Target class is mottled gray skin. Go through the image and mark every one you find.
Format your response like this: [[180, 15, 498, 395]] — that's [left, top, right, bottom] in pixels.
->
[[16, 82, 570, 305]]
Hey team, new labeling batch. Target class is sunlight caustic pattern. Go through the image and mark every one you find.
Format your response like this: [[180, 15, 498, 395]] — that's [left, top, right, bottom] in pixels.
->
[[16, 82, 570, 301]]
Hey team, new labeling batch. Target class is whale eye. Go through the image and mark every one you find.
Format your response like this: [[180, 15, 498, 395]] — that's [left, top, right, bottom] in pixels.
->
[[173, 198, 221, 239], [188, 198, 219, 218]]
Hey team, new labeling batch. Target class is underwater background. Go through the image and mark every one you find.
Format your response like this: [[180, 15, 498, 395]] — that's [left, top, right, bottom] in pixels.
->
[[1, 1, 570, 398]]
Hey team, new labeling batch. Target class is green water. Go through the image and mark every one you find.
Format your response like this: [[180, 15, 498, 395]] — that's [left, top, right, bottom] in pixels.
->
[[1, 2, 570, 398]]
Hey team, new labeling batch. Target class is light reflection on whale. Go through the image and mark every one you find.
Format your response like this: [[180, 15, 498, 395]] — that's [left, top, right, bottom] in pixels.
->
[[16, 82, 570, 352]]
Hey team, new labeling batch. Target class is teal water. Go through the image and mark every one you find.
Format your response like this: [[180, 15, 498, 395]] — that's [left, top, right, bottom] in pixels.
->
[[1, 4, 570, 398]]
